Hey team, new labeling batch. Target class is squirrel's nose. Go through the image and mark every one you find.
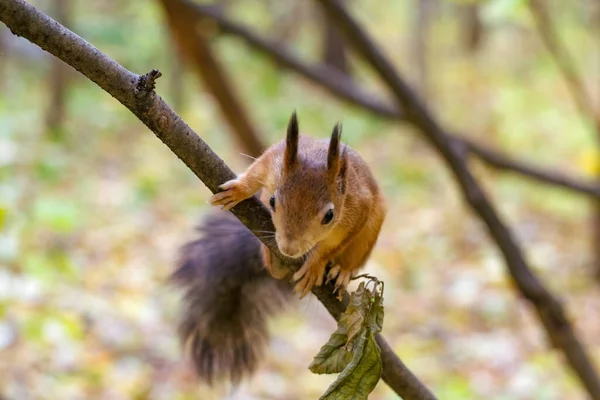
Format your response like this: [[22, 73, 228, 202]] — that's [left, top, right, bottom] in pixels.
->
[[279, 240, 300, 258]]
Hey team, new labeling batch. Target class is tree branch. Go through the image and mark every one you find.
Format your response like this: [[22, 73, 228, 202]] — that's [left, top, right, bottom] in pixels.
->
[[457, 137, 600, 197], [316, 1, 600, 399], [0, 1, 436, 399], [528, 0, 599, 135], [182, 1, 600, 199], [45, 0, 71, 138], [527, 0, 600, 284]]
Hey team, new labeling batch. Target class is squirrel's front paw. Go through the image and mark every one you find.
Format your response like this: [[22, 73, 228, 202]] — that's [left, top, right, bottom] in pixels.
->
[[293, 262, 325, 298], [327, 265, 353, 301], [209, 176, 250, 211]]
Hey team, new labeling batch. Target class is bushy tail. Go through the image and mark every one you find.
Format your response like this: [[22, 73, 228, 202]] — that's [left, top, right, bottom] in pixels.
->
[[171, 210, 292, 385]]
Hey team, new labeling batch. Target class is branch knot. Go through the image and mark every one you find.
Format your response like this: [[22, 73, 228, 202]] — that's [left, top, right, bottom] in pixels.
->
[[137, 69, 162, 94]]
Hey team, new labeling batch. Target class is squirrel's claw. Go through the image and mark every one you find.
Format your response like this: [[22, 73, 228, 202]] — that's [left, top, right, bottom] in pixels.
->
[[332, 269, 352, 301], [209, 178, 249, 210], [326, 264, 350, 300], [292, 264, 310, 298], [326, 264, 341, 284], [293, 263, 324, 299]]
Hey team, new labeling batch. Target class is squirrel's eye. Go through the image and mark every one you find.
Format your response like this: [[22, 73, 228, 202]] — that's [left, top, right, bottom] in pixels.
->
[[269, 195, 276, 211], [321, 209, 334, 225]]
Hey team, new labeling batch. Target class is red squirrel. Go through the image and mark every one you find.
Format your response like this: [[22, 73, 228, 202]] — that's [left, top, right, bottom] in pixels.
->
[[172, 111, 386, 384], [209, 112, 386, 298]]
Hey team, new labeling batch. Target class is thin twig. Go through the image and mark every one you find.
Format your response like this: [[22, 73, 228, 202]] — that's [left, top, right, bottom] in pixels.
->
[[137, 68, 162, 92], [459, 137, 600, 197], [317, 1, 600, 399], [183, 0, 600, 199], [529, 0, 599, 134], [528, 0, 600, 284], [0, 1, 436, 399]]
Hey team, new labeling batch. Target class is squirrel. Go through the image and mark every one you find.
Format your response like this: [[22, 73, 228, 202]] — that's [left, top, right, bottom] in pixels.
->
[[172, 111, 386, 385]]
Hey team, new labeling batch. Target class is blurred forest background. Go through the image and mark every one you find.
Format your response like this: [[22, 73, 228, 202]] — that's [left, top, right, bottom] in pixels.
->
[[1, 0, 600, 399]]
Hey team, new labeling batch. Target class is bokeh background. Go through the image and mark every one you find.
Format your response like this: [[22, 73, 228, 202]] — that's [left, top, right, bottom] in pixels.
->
[[1, 0, 600, 399]]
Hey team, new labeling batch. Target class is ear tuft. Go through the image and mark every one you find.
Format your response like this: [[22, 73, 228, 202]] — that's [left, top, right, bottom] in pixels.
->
[[327, 122, 342, 172], [338, 143, 349, 194], [284, 111, 299, 170]]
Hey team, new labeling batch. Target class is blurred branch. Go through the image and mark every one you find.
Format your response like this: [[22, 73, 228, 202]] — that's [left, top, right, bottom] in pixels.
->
[[45, 0, 71, 137], [0, 1, 436, 399], [456, 138, 600, 197], [317, 1, 600, 398], [168, 49, 184, 111], [528, 0, 599, 134], [0, 27, 6, 94], [412, 0, 435, 101], [321, 6, 350, 75], [459, 2, 484, 53], [528, 0, 600, 284], [183, 1, 600, 199], [185, 2, 399, 125], [159, 0, 265, 158]]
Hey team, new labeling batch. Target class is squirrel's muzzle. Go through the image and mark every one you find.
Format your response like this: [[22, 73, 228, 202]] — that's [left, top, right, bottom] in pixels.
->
[[277, 235, 306, 259]]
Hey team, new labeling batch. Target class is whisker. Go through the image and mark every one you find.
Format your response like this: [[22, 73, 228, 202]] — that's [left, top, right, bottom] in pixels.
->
[[239, 152, 257, 160], [303, 245, 317, 264], [302, 241, 315, 259], [251, 230, 276, 234], [257, 237, 276, 244], [254, 235, 276, 240]]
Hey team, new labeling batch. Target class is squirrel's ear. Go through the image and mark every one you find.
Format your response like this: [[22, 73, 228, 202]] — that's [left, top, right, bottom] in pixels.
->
[[338, 144, 348, 194], [327, 121, 342, 181], [284, 111, 299, 171]]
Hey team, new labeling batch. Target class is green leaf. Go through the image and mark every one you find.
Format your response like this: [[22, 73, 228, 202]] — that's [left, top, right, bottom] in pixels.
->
[[320, 330, 382, 400], [310, 277, 385, 399], [22, 250, 77, 285], [34, 159, 65, 182], [22, 315, 45, 342], [339, 282, 370, 351], [56, 313, 84, 340], [0, 205, 7, 230], [369, 292, 384, 334], [33, 198, 81, 234], [135, 174, 160, 203], [23, 253, 56, 283], [309, 331, 353, 374], [483, 0, 527, 24]]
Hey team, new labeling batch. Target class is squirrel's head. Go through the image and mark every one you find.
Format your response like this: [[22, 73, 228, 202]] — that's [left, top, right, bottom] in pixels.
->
[[270, 112, 348, 259]]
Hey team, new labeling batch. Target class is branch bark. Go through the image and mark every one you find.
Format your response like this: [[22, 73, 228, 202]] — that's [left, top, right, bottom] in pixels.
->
[[182, 1, 600, 200], [316, 1, 600, 399], [0, 1, 436, 399]]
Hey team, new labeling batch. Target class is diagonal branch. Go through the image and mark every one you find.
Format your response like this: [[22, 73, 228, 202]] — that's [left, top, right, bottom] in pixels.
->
[[182, 1, 600, 199], [316, 0, 600, 399], [0, 1, 437, 399]]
